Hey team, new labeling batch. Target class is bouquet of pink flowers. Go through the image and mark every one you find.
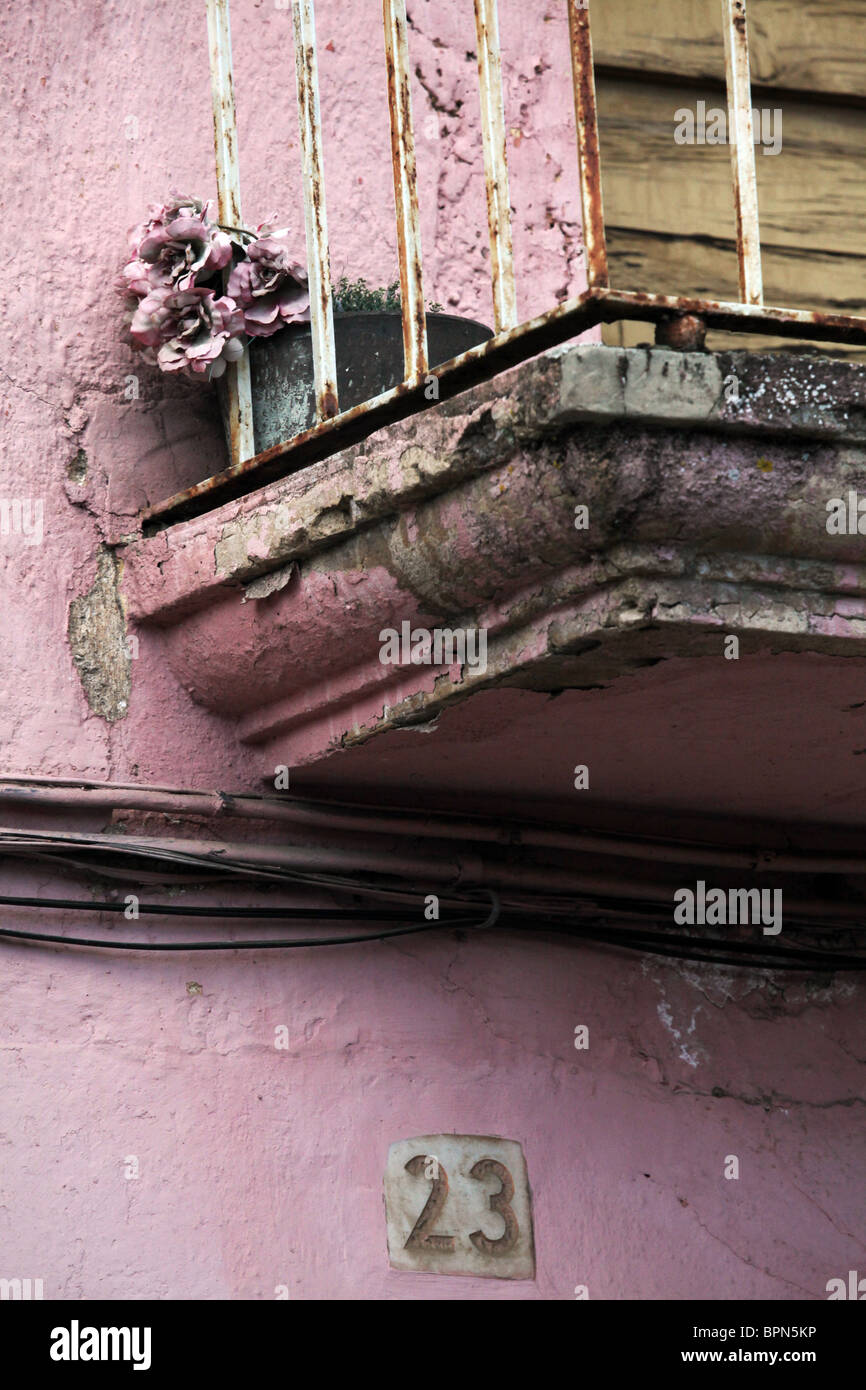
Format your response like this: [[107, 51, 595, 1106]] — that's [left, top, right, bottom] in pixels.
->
[[122, 193, 310, 380]]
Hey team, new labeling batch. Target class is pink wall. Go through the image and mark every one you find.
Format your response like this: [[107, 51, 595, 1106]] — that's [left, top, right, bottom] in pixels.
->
[[3, 903, 862, 1300], [0, 1, 862, 1302]]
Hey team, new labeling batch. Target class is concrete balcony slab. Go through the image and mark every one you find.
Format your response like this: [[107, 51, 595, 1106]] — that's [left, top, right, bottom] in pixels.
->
[[120, 345, 866, 783]]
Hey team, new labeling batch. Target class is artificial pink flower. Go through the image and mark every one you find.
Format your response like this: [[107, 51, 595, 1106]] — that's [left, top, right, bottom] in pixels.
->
[[227, 226, 310, 337], [124, 193, 232, 296], [123, 198, 311, 381], [130, 286, 245, 379]]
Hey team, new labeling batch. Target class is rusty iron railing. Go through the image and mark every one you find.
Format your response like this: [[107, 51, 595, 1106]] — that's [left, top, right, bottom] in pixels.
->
[[205, 0, 256, 466], [144, 0, 866, 531]]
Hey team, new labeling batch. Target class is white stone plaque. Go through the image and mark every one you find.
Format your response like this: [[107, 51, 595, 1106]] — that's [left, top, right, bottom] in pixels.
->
[[384, 1134, 535, 1279]]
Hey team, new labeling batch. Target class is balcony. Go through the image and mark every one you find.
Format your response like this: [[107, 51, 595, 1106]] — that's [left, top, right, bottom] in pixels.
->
[[108, 0, 866, 818]]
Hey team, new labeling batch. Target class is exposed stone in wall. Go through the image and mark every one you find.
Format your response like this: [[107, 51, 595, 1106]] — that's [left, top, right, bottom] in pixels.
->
[[67, 547, 131, 723]]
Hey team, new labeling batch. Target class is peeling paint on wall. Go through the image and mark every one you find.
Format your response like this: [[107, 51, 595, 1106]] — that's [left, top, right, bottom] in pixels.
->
[[68, 547, 131, 722]]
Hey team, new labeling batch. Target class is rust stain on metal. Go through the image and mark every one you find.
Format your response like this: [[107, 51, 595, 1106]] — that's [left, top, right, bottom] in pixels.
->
[[293, 1, 340, 423], [206, 0, 255, 464], [474, 0, 518, 332], [383, 0, 428, 384], [567, 0, 608, 290], [597, 290, 866, 339], [320, 386, 340, 420], [654, 313, 707, 351]]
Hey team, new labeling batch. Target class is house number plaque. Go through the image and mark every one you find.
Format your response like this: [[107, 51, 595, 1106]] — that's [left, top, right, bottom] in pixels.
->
[[384, 1134, 535, 1278]]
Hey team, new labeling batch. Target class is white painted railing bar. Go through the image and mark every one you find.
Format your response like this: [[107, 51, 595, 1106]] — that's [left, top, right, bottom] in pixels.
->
[[473, 0, 518, 332], [292, 0, 340, 420], [722, 0, 764, 305], [382, 0, 429, 383], [205, 0, 256, 464]]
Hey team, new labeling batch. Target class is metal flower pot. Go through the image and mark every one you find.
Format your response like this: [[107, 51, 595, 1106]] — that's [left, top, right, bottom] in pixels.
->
[[221, 311, 493, 458]]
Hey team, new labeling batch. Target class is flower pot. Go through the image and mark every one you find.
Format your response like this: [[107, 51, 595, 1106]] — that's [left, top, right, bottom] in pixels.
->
[[220, 310, 493, 458]]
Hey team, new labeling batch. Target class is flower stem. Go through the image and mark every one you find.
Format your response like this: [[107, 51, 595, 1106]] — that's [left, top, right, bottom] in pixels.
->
[[219, 223, 256, 240]]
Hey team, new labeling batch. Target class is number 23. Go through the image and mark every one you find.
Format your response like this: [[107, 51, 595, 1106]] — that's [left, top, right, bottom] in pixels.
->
[[404, 1155, 518, 1256]]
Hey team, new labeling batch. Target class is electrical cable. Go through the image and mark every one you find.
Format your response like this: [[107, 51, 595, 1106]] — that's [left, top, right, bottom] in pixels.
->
[[542, 923, 866, 972], [6, 833, 866, 933], [1, 890, 864, 968], [0, 894, 447, 919], [532, 913, 866, 960], [2, 828, 865, 968], [0, 834, 473, 902], [4, 861, 866, 933], [1, 891, 862, 965], [0, 891, 501, 952]]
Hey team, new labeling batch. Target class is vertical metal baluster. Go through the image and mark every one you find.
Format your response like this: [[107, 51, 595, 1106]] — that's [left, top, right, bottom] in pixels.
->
[[293, 0, 340, 420], [567, 0, 608, 291], [383, 0, 428, 383], [723, 0, 763, 304], [474, 0, 517, 332], [206, 0, 256, 463]]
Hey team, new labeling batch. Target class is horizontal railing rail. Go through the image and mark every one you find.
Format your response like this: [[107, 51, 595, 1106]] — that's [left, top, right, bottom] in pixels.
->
[[143, 0, 866, 532]]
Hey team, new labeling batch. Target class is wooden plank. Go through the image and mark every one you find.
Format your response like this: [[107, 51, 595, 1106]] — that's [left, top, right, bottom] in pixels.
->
[[591, 0, 866, 103], [605, 226, 866, 314], [596, 76, 866, 262]]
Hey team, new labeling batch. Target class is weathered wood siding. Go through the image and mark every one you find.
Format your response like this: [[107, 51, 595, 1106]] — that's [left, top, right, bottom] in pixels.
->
[[591, 1, 866, 352]]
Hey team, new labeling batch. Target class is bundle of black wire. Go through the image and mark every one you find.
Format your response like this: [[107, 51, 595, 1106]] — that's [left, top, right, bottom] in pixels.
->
[[0, 888, 864, 970]]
